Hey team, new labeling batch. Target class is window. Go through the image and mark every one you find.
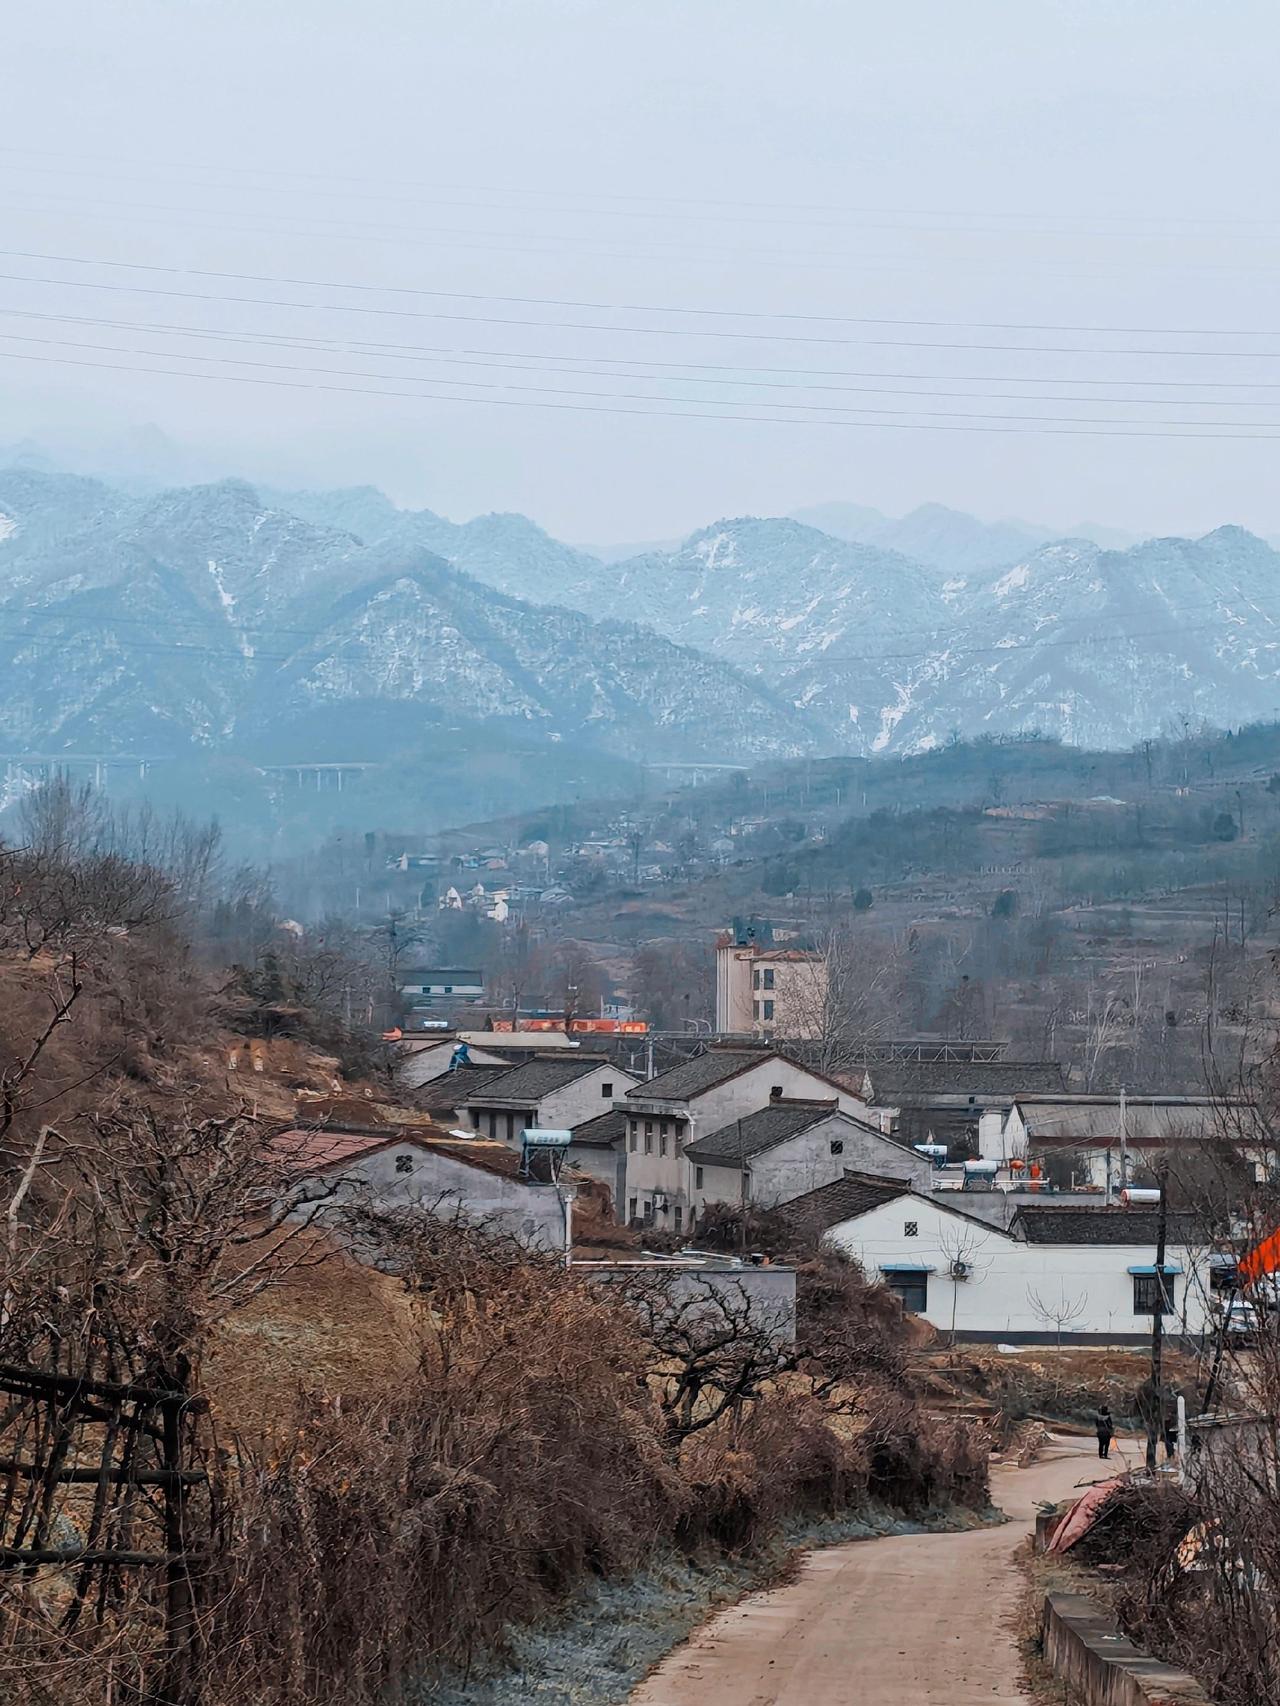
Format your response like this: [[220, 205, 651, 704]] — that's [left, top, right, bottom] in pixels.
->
[[770, 1085, 783, 1099], [753, 969, 761, 990], [645, 1128, 653, 1154], [1133, 1272, 1179, 1316], [763, 968, 775, 990], [629, 1124, 638, 1153], [395, 1153, 415, 1174], [643, 1199, 653, 1223], [884, 1271, 928, 1312], [674, 1206, 683, 1232], [830, 1139, 844, 1156], [443, 985, 453, 994], [762, 1000, 774, 1021], [904, 1221, 919, 1237], [660, 1131, 669, 1157], [753, 1000, 760, 1019], [695, 1166, 704, 1189], [601, 1081, 613, 1098], [629, 1196, 637, 1222]]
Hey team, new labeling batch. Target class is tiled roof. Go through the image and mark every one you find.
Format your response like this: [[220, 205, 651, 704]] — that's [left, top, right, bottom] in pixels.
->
[[1014, 1206, 1207, 1246], [463, 1054, 610, 1104], [624, 1046, 776, 1103], [412, 1066, 511, 1109], [684, 1098, 842, 1163], [776, 1170, 913, 1234], [1017, 1098, 1222, 1146], [866, 1061, 1068, 1101], [266, 1123, 530, 1182], [569, 1109, 628, 1148]]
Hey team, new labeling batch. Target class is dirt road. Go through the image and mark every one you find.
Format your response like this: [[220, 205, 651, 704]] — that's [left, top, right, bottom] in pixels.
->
[[631, 1434, 1121, 1705]]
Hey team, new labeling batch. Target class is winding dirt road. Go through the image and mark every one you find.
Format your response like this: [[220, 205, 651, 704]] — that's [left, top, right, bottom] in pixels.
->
[[631, 1435, 1121, 1705]]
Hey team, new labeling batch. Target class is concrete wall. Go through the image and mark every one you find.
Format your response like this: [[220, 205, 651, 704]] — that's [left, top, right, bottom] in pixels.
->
[[305, 1142, 570, 1251], [584, 1261, 797, 1344], [1041, 1593, 1215, 1705], [688, 1112, 933, 1216], [565, 1141, 625, 1218], [825, 1193, 1212, 1343]]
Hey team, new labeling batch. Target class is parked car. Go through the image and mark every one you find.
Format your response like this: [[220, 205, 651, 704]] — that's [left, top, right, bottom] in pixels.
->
[[1217, 1298, 1263, 1342]]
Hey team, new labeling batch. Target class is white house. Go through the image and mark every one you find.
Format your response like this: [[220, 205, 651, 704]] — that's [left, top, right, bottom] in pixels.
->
[[462, 1053, 637, 1146], [273, 1125, 584, 1251], [684, 1098, 932, 1219], [396, 1034, 515, 1090], [792, 1178, 1213, 1344], [618, 1045, 871, 1231]]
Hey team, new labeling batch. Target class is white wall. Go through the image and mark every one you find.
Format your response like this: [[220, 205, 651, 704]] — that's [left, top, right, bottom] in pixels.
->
[[471, 1064, 637, 1145], [688, 1112, 933, 1216], [300, 1141, 570, 1250], [825, 1194, 1212, 1343], [622, 1061, 869, 1227]]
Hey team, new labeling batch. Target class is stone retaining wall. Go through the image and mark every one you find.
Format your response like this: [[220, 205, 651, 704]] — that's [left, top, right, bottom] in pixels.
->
[[1042, 1592, 1215, 1705]]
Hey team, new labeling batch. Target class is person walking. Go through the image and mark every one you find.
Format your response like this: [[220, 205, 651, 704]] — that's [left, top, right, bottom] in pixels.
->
[[1095, 1405, 1114, 1460]]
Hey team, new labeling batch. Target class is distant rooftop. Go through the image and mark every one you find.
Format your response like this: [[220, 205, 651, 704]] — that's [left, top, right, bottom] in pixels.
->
[[463, 1053, 616, 1105], [865, 1061, 1068, 1101], [776, 1170, 913, 1234], [686, 1098, 879, 1165], [623, 1045, 775, 1103], [1014, 1206, 1208, 1246], [569, 1108, 628, 1148]]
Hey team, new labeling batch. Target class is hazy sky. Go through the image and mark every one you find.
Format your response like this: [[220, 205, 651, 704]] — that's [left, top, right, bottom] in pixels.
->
[[5, 1, 1280, 542]]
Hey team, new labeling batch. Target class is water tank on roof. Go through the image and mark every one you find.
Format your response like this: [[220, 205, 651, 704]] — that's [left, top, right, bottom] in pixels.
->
[[1121, 1188, 1162, 1206]]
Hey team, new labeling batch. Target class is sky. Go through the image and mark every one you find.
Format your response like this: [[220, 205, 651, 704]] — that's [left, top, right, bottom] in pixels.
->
[[4, 0, 1280, 544]]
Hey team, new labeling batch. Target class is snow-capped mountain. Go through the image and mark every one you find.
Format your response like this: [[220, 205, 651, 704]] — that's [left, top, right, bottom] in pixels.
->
[[0, 473, 817, 763], [4, 463, 1278, 768]]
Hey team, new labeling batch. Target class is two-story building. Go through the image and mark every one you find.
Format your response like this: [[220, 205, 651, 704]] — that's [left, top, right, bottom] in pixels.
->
[[684, 1096, 931, 1218], [462, 1054, 637, 1145], [617, 1045, 871, 1231]]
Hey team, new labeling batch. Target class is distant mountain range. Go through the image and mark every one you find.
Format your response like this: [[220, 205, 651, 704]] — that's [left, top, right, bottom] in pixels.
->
[[0, 471, 813, 764], [3, 460, 1280, 771]]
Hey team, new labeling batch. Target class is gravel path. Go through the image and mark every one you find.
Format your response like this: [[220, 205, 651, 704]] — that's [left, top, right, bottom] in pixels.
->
[[630, 1436, 1107, 1705]]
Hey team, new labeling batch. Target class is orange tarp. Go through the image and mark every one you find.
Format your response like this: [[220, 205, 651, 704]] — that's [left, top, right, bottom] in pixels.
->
[[1240, 1228, 1280, 1283]]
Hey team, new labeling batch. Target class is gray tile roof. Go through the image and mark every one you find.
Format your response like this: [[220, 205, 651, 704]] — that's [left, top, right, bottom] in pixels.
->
[[1017, 1098, 1222, 1146], [412, 1066, 511, 1110], [866, 1061, 1068, 1101], [463, 1054, 609, 1105], [569, 1109, 628, 1148], [685, 1099, 846, 1164], [776, 1170, 913, 1234], [624, 1047, 777, 1103], [1014, 1206, 1207, 1246]]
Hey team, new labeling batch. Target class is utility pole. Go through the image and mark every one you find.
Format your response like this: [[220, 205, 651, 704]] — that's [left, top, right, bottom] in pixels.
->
[[1118, 1085, 1128, 1198], [737, 1117, 747, 1255], [1146, 1172, 1169, 1472]]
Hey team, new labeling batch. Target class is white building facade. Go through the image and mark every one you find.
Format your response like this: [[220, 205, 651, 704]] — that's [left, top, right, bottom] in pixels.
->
[[821, 1192, 1213, 1344]]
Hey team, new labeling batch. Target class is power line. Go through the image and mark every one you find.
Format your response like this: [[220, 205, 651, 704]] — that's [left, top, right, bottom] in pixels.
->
[[7, 343, 1280, 440], [12, 304, 1280, 394], [8, 327, 1280, 429], [4, 246, 1280, 343], [1, 142, 1275, 236], [9, 264, 1280, 361]]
